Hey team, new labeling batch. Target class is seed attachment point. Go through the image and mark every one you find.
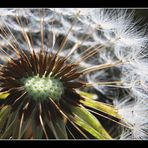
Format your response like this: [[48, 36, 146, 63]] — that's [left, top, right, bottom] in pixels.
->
[[21, 75, 64, 101]]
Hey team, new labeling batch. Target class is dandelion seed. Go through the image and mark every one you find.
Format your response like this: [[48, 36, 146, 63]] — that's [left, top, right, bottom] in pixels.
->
[[114, 98, 148, 139]]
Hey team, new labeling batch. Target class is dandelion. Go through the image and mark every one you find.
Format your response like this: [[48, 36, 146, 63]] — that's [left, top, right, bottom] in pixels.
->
[[0, 8, 147, 139]]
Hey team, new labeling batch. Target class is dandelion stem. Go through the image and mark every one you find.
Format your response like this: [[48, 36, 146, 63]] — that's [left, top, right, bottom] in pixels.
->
[[55, 12, 80, 58], [18, 113, 24, 138], [40, 9, 45, 52], [87, 109, 132, 130], [0, 33, 22, 61], [15, 12, 33, 53], [85, 81, 123, 87], [0, 19, 26, 56], [65, 125, 76, 139], [65, 25, 93, 59], [81, 60, 122, 74]]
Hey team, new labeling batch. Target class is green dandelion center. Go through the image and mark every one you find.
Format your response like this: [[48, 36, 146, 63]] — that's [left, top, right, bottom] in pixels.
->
[[21, 75, 64, 101]]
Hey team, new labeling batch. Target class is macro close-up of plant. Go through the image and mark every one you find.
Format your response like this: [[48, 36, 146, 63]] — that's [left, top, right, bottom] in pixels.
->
[[0, 8, 148, 140]]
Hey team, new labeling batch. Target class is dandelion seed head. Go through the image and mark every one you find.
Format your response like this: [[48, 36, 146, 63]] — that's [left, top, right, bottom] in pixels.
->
[[0, 8, 148, 139]]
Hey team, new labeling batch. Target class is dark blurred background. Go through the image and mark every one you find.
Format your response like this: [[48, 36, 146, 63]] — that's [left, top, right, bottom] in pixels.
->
[[134, 9, 148, 24]]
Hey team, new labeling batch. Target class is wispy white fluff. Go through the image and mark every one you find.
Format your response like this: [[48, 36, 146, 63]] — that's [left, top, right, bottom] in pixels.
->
[[114, 98, 148, 139]]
